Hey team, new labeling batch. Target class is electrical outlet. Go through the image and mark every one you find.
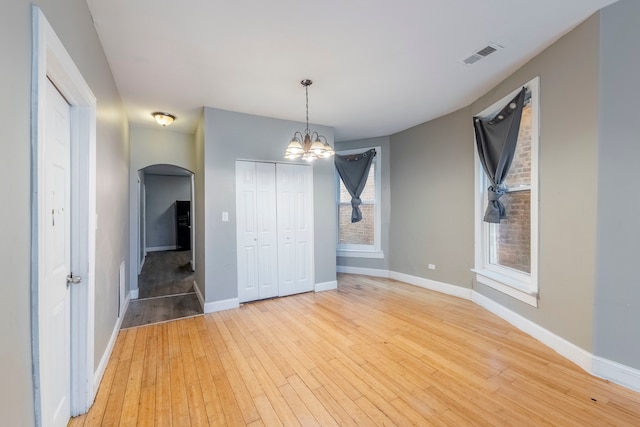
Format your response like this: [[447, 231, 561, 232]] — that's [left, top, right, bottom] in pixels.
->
[[428, 264, 436, 270]]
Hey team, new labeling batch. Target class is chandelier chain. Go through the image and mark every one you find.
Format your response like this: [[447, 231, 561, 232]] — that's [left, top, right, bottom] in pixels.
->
[[305, 83, 310, 133]]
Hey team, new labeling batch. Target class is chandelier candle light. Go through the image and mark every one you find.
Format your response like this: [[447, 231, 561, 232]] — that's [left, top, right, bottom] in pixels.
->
[[284, 79, 334, 161]]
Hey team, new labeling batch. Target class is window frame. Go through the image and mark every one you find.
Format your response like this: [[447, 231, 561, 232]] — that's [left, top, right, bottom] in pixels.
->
[[336, 146, 383, 259], [472, 77, 540, 307]]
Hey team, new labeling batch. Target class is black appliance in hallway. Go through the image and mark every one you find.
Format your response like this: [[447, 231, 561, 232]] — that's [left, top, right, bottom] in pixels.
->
[[175, 200, 191, 250]]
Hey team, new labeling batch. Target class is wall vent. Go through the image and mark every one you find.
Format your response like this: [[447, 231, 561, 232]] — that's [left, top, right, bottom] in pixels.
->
[[463, 43, 502, 64]]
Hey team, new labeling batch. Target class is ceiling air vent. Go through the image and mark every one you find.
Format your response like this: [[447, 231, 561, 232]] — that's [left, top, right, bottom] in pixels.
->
[[463, 43, 502, 65]]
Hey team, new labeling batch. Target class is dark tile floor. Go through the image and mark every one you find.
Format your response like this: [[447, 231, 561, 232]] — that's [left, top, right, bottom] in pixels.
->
[[121, 250, 203, 329]]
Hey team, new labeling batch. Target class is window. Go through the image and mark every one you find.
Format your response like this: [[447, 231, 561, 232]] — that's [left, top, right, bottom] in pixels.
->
[[336, 146, 383, 258], [473, 78, 539, 306]]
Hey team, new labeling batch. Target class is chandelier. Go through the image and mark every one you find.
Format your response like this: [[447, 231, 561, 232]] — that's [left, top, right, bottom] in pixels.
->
[[284, 79, 334, 161]]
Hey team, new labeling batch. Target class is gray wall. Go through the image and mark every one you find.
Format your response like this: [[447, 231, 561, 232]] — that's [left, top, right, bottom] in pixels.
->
[[335, 136, 391, 272], [202, 107, 336, 302], [383, 13, 601, 353], [144, 174, 192, 249], [0, 0, 129, 424], [594, 0, 640, 370], [470, 14, 600, 351], [389, 108, 475, 287]]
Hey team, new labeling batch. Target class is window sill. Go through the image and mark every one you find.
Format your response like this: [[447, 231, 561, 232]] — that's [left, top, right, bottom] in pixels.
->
[[472, 268, 538, 307], [337, 250, 384, 259]]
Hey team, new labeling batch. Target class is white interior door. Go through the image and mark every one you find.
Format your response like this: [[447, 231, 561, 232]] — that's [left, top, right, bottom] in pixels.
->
[[236, 161, 279, 303], [41, 78, 71, 427], [277, 164, 313, 297]]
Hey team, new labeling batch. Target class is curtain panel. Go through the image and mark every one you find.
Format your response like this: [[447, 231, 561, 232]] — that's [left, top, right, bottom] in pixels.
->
[[473, 88, 527, 223], [334, 149, 376, 223]]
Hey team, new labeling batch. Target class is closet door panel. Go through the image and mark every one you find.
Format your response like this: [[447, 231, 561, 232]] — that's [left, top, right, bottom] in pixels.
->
[[292, 166, 313, 293], [276, 164, 296, 296], [236, 161, 260, 303], [277, 164, 313, 296], [255, 162, 278, 299]]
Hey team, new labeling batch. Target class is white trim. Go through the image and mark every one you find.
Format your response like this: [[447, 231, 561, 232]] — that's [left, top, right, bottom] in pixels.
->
[[205, 298, 240, 313], [130, 289, 139, 300], [336, 146, 382, 254], [473, 77, 540, 303], [473, 269, 538, 307], [118, 262, 126, 317], [389, 271, 473, 300], [315, 280, 338, 292], [471, 291, 592, 372], [194, 280, 240, 313], [146, 245, 177, 252], [337, 250, 384, 259], [334, 270, 640, 394], [193, 280, 205, 310], [593, 356, 640, 393], [32, 6, 97, 421], [337, 265, 390, 278], [138, 255, 146, 275], [93, 291, 129, 395]]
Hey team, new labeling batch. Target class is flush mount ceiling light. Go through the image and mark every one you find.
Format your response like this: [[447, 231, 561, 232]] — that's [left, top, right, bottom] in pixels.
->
[[284, 79, 334, 162], [151, 112, 176, 126]]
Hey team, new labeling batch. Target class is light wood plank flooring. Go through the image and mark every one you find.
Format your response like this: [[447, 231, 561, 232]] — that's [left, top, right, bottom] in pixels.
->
[[71, 274, 640, 426]]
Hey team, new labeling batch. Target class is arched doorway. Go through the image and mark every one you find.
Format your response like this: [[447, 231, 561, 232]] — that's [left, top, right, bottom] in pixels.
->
[[122, 164, 202, 328]]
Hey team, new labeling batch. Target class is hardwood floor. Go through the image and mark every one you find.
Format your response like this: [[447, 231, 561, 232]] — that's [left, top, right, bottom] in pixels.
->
[[122, 250, 203, 328], [71, 274, 640, 426]]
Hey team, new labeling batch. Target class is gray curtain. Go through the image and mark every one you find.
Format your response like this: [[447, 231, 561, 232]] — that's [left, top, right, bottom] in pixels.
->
[[335, 149, 376, 223], [473, 88, 526, 223]]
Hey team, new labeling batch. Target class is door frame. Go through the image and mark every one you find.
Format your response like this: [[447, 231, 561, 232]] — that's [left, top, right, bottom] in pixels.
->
[[31, 6, 97, 423]]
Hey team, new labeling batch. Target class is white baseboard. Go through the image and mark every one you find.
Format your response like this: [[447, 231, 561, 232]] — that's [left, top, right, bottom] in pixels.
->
[[315, 280, 338, 292], [593, 355, 640, 393], [146, 245, 176, 252], [193, 280, 205, 310], [130, 289, 139, 300], [339, 268, 640, 394], [389, 270, 473, 300], [94, 292, 129, 394], [471, 291, 593, 372], [205, 298, 239, 313], [192, 280, 239, 313], [337, 265, 390, 278]]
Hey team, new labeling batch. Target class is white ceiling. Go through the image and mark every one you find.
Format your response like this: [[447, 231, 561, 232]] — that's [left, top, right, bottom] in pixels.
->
[[86, 0, 617, 141]]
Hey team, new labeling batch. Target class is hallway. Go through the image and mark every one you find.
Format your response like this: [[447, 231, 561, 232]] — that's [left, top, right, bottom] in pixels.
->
[[121, 251, 203, 328]]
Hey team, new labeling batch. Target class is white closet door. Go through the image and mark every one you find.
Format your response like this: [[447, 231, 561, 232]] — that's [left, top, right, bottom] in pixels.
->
[[236, 161, 278, 303], [255, 162, 279, 299], [277, 163, 313, 296], [236, 161, 259, 303]]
